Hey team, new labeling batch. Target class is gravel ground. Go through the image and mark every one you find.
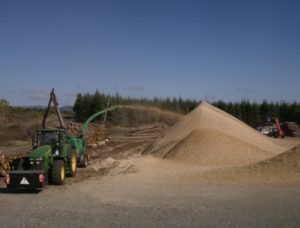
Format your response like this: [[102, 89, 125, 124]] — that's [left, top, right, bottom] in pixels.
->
[[0, 178, 300, 228]]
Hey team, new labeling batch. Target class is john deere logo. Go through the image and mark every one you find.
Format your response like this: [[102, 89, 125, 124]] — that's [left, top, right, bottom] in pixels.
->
[[20, 177, 30, 185]]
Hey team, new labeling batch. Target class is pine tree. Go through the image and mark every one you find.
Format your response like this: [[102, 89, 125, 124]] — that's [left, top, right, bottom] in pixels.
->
[[73, 93, 84, 121]]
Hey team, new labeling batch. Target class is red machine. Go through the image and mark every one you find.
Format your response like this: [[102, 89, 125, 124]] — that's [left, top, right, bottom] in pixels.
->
[[258, 117, 285, 139], [273, 118, 285, 138]]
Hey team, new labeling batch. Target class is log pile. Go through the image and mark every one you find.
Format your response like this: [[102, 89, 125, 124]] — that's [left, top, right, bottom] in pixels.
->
[[0, 150, 27, 177], [66, 122, 108, 146], [281, 122, 300, 137], [0, 150, 8, 176]]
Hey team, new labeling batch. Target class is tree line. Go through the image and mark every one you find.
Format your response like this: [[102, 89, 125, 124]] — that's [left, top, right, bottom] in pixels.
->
[[73, 91, 198, 121], [73, 91, 300, 127], [212, 100, 300, 127]]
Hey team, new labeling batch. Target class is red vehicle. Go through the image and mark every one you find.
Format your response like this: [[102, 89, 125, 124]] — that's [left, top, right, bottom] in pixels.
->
[[273, 118, 285, 138], [258, 117, 285, 139]]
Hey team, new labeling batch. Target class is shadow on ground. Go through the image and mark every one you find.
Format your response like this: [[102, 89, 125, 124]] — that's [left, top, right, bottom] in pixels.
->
[[0, 186, 41, 194]]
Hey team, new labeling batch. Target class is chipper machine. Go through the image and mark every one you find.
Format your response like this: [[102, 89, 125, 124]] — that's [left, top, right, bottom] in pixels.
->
[[6, 89, 112, 190]]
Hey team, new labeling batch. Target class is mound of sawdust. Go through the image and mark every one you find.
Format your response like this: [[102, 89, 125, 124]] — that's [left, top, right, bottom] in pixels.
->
[[163, 129, 274, 166], [198, 145, 300, 183], [248, 145, 300, 173], [147, 101, 287, 167], [89, 157, 117, 171]]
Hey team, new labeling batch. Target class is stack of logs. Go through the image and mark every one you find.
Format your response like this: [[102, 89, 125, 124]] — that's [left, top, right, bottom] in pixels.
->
[[0, 150, 27, 177], [0, 123, 107, 177], [281, 122, 300, 137], [0, 150, 8, 176], [66, 122, 107, 145]]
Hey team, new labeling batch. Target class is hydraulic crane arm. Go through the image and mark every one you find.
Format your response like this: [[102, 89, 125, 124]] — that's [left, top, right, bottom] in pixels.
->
[[42, 89, 65, 129]]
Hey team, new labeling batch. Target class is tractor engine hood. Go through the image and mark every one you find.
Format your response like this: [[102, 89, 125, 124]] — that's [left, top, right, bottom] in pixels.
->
[[30, 145, 52, 158]]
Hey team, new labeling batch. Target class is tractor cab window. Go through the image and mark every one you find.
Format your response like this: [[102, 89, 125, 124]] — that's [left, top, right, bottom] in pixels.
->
[[38, 132, 59, 146]]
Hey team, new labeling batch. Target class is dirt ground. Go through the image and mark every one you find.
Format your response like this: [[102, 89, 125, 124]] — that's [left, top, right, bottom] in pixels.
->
[[0, 126, 300, 227]]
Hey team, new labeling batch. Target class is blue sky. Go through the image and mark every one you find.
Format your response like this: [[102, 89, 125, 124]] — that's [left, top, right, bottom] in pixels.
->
[[0, 0, 299, 106]]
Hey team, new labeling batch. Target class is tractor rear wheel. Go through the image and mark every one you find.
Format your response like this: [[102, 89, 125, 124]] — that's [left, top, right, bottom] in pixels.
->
[[79, 154, 88, 168], [51, 160, 65, 185], [67, 151, 77, 177]]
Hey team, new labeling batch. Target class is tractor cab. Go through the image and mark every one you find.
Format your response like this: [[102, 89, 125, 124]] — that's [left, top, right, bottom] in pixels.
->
[[33, 129, 66, 152]]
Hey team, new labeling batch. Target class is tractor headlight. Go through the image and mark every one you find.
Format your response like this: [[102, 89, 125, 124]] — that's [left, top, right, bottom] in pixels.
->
[[29, 157, 43, 165]]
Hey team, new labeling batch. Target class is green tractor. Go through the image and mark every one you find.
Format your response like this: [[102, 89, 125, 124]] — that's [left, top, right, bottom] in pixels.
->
[[6, 108, 111, 190], [5, 89, 113, 190]]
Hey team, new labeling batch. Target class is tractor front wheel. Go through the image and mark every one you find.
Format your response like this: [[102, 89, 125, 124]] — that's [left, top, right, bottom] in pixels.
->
[[67, 151, 77, 177], [51, 160, 65, 185]]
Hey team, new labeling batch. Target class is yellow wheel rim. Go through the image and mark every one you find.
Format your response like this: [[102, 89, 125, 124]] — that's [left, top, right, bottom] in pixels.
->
[[61, 166, 65, 181], [71, 154, 76, 172]]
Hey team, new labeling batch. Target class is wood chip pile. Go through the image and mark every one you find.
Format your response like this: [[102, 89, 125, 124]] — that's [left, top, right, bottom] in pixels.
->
[[147, 102, 288, 167]]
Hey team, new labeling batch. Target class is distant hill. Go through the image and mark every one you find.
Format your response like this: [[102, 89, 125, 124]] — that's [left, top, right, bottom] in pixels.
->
[[60, 106, 73, 112], [12, 105, 74, 113]]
